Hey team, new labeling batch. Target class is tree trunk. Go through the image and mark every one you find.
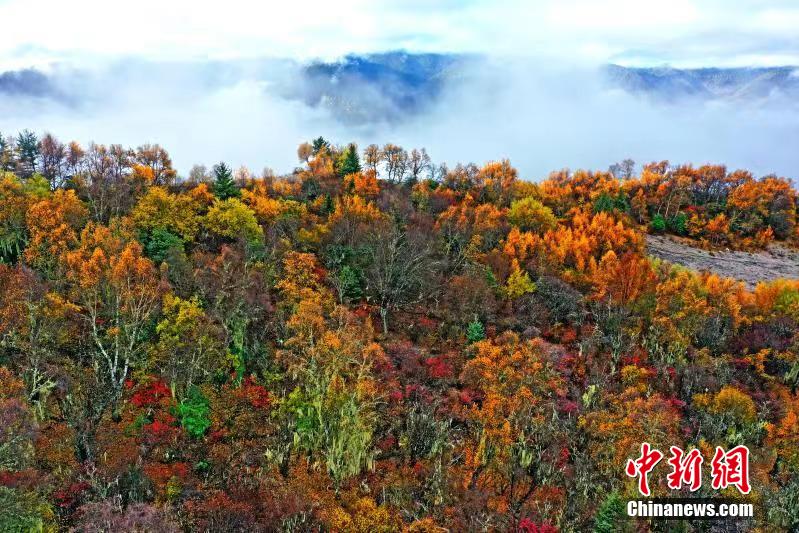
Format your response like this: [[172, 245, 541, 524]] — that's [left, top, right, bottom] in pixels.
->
[[380, 307, 388, 335]]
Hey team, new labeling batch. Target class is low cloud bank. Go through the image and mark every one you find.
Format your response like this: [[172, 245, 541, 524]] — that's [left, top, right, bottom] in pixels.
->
[[0, 55, 796, 180]]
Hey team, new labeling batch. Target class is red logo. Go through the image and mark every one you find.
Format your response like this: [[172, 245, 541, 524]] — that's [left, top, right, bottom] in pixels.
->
[[710, 445, 751, 494], [625, 443, 663, 497], [666, 446, 704, 492], [626, 443, 750, 496]]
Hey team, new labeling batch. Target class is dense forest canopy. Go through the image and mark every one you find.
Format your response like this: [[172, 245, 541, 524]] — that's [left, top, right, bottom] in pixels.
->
[[0, 130, 798, 531]]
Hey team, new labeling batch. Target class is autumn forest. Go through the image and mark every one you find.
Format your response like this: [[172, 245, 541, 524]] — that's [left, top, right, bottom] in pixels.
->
[[1, 131, 799, 531]]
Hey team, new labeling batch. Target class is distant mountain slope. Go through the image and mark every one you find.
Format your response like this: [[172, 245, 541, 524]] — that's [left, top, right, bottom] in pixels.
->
[[0, 68, 58, 98], [288, 51, 469, 124], [1, 54, 798, 125], [290, 57, 799, 121], [604, 64, 799, 102]]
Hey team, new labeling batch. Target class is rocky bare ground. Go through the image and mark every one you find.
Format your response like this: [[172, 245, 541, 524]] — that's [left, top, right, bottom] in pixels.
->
[[646, 234, 799, 289]]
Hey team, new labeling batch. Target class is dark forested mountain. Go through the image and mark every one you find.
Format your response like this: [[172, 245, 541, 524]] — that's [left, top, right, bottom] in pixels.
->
[[0, 52, 468, 124], [1, 53, 797, 125], [289, 51, 468, 123], [0, 69, 60, 98], [604, 63, 799, 102]]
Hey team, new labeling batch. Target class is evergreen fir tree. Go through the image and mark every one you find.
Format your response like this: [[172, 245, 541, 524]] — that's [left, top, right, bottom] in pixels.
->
[[212, 162, 239, 199], [0, 134, 12, 171], [593, 491, 625, 533], [15, 130, 39, 176], [466, 319, 485, 343], [337, 143, 361, 177], [322, 194, 335, 215], [312, 136, 329, 155]]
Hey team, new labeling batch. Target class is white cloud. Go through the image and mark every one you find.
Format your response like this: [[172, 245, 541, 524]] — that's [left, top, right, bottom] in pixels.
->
[[546, 0, 700, 30], [1, 0, 797, 182], [0, 0, 797, 67]]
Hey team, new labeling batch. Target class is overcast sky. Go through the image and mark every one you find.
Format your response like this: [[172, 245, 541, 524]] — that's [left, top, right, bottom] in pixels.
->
[[1, 1, 797, 180], [1, 0, 798, 68]]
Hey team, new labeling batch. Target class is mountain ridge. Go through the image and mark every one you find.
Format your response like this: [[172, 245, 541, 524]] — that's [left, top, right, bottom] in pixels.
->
[[1, 53, 797, 124], [603, 63, 799, 102]]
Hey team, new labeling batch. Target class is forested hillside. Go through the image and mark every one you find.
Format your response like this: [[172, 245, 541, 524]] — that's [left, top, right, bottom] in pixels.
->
[[0, 131, 798, 531]]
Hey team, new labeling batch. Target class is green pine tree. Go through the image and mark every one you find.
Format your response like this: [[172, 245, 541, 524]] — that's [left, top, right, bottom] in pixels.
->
[[466, 319, 486, 343], [178, 386, 211, 439], [212, 161, 239, 199], [312, 136, 330, 155], [593, 491, 625, 533], [0, 134, 12, 171], [15, 129, 39, 175], [337, 143, 361, 177], [592, 192, 616, 214], [322, 194, 335, 215], [336, 265, 363, 303], [650, 214, 667, 233]]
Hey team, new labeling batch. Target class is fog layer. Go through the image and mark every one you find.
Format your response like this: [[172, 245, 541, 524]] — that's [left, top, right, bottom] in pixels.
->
[[0, 56, 797, 180]]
